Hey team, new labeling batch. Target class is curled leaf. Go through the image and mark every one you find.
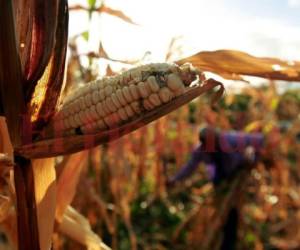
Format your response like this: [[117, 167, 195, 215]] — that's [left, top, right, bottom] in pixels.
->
[[56, 152, 88, 222], [29, 0, 69, 129], [177, 50, 300, 81], [14, 0, 60, 99]]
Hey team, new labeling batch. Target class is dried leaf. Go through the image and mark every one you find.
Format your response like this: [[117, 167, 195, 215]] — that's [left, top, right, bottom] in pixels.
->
[[32, 158, 56, 250], [98, 4, 138, 25], [0, 117, 13, 158], [59, 206, 111, 250], [56, 152, 88, 222], [106, 64, 114, 76], [177, 50, 300, 82], [22, 1, 59, 98], [206, 78, 225, 106], [29, 0, 69, 130], [68, 4, 86, 11], [165, 37, 183, 62], [98, 42, 138, 64], [99, 42, 110, 59], [0, 208, 17, 249]]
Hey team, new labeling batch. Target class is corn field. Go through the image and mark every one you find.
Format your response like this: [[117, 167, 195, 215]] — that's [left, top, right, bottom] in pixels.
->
[[0, 0, 300, 250]]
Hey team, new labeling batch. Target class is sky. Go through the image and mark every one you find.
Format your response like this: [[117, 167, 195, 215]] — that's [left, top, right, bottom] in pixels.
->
[[226, 0, 300, 25], [68, 0, 300, 89]]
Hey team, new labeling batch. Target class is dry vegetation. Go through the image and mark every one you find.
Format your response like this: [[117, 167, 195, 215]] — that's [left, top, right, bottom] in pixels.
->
[[54, 78, 300, 250], [1, 1, 300, 250]]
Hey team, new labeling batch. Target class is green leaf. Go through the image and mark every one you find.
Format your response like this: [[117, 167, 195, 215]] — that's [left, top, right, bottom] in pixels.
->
[[81, 31, 89, 41], [87, 0, 96, 19], [245, 232, 256, 244], [88, 0, 96, 8]]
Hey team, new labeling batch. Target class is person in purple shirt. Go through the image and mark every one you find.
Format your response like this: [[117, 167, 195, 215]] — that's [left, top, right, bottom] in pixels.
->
[[167, 127, 265, 185]]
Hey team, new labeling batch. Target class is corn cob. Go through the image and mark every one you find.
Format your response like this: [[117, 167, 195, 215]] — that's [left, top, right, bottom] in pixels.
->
[[48, 63, 202, 137]]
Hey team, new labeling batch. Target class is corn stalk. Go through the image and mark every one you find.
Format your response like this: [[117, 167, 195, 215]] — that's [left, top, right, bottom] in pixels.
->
[[0, 1, 40, 249], [0, 0, 66, 249]]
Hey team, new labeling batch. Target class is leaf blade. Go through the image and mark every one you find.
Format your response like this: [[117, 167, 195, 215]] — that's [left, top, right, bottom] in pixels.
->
[[177, 50, 300, 82]]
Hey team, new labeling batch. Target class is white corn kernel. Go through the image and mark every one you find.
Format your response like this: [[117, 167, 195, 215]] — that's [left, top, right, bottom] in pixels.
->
[[104, 85, 113, 97], [105, 97, 117, 112], [84, 93, 93, 107], [101, 101, 111, 115], [117, 108, 128, 121], [174, 86, 185, 96], [84, 109, 93, 123], [104, 114, 119, 127], [125, 105, 134, 117], [147, 76, 159, 92], [167, 73, 184, 91], [96, 103, 106, 117], [158, 87, 173, 103], [122, 86, 133, 103], [149, 93, 162, 106], [90, 81, 98, 91], [92, 91, 100, 104], [96, 119, 107, 130], [129, 84, 139, 100], [82, 86, 89, 96], [116, 89, 127, 106], [143, 99, 154, 110], [88, 105, 99, 121], [79, 97, 86, 110], [99, 89, 106, 101], [137, 82, 150, 98], [111, 93, 122, 108], [96, 79, 104, 89]]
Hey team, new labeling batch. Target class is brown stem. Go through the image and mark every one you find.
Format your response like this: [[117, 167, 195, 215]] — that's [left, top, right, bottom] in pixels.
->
[[14, 155, 40, 250], [0, 1, 41, 249], [0, 0, 25, 147]]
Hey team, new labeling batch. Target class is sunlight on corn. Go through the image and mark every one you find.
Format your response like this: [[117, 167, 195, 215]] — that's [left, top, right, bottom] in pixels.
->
[[30, 56, 54, 122], [47, 62, 202, 137]]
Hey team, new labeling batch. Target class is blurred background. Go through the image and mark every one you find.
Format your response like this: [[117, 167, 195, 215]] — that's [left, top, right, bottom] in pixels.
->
[[54, 0, 300, 249]]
